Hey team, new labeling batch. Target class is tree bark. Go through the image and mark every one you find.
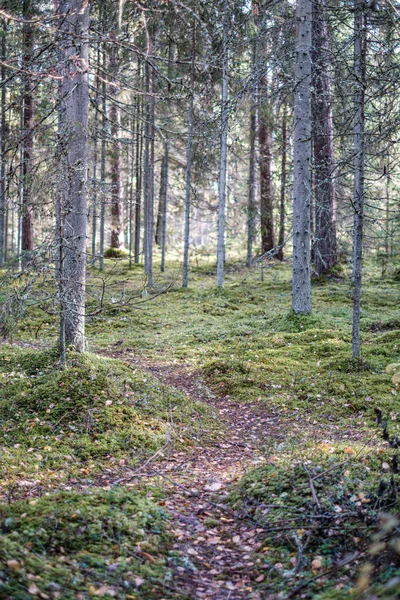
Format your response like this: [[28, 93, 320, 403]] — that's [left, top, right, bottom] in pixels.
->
[[182, 22, 196, 288], [259, 98, 274, 254], [277, 103, 287, 261], [58, 0, 89, 352], [91, 38, 101, 266], [21, 0, 34, 258], [109, 32, 123, 249], [0, 16, 6, 266], [312, 0, 337, 275], [134, 80, 143, 265], [292, 0, 312, 314], [99, 37, 107, 272], [246, 35, 258, 268], [351, 0, 366, 360], [216, 0, 229, 288]]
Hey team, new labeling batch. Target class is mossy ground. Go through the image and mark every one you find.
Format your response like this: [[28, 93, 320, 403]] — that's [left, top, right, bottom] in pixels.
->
[[1, 255, 400, 597], [0, 487, 173, 599]]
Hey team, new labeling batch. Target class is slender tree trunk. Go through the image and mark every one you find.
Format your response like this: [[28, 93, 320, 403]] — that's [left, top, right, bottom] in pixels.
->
[[292, 0, 312, 314], [156, 33, 173, 271], [91, 39, 101, 266], [147, 66, 156, 286], [159, 144, 168, 272], [182, 22, 196, 288], [109, 34, 123, 249], [384, 151, 391, 264], [351, 0, 366, 360], [99, 47, 107, 272], [277, 103, 287, 261], [0, 17, 6, 266], [128, 112, 135, 267], [58, 0, 89, 352], [143, 50, 156, 286], [134, 81, 143, 264], [143, 61, 150, 275], [259, 98, 274, 254], [246, 35, 258, 268], [312, 0, 337, 275], [216, 0, 229, 288], [21, 0, 34, 259]]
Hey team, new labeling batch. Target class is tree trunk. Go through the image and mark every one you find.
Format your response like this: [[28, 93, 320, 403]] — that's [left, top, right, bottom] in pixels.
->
[[143, 51, 155, 286], [156, 33, 173, 272], [109, 34, 123, 249], [0, 17, 6, 266], [182, 22, 196, 288], [21, 0, 34, 259], [246, 35, 258, 268], [134, 81, 143, 265], [277, 103, 287, 261], [91, 38, 101, 267], [312, 0, 337, 275], [216, 0, 229, 288], [58, 0, 89, 352], [351, 0, 366, 360], [292, 0, 312, 315], [99, 45, 107, 272], [128, 112, 135, 267], [259, 99, 274, 254]]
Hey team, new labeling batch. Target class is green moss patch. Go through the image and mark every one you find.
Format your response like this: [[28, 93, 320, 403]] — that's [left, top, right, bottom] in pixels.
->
[[0, 487, 172, 599], [0, 345, 211, 495]]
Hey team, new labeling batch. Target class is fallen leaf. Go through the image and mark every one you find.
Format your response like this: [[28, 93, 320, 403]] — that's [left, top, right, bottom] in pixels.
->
[[7, 559, 20, 571], [28, 583, 40, 595], [312, 558, 322, 569]]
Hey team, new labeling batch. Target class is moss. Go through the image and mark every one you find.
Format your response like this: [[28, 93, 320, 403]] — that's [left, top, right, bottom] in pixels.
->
[[0, 345, 212, 493], [0, 487, 172, 599], [104, 247, 129, 259]]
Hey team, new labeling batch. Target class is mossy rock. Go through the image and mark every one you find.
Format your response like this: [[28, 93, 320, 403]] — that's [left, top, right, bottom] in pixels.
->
[[104, 247, 129, 259]]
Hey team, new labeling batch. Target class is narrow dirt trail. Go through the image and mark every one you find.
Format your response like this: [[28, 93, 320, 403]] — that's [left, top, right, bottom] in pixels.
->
[[109, 352, 290, 599]]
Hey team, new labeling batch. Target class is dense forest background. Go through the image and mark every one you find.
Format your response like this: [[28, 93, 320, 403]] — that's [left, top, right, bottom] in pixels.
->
[[0, 0, 400, 599]]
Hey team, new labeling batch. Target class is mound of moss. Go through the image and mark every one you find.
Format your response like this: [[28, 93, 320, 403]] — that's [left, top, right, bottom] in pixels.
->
[[229, 439, 400, 598], [104, 247, 129, 259], [0, 345, 211, 492], [0, 487, 171, 599]]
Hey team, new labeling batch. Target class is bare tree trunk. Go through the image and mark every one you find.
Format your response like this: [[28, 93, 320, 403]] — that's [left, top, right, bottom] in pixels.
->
[[21, 0, 34, 259], [182, 22, 196, 288], [143, 61, 150, 275], [246, 35, 258, 268], [128, 112, 135, 267], [134, 85, 143, 265], [259, 98, 274, 254], [277, 103, 287, 261], [99, 47, 107, 272], [109, 33, 123, 249], [143, 51, 156, 286], [91, 39, 101, 266], [292, 0, 312, 315], [58, 0, 89, 352], [156, 33, 173, 272], [216, 0, 229, 288], [351, 0, 366, 360], [0, 17, 6, 266], [312, 0, 336, 275], [159, 145, 168, 272], [385, 152, 391, 262]]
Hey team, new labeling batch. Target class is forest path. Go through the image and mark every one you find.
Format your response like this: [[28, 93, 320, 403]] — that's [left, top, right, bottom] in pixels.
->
[[107, 350, 290, 599]]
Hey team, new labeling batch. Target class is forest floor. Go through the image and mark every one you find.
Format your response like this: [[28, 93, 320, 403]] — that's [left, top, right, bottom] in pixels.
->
[[0, 257, 400, 599]]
